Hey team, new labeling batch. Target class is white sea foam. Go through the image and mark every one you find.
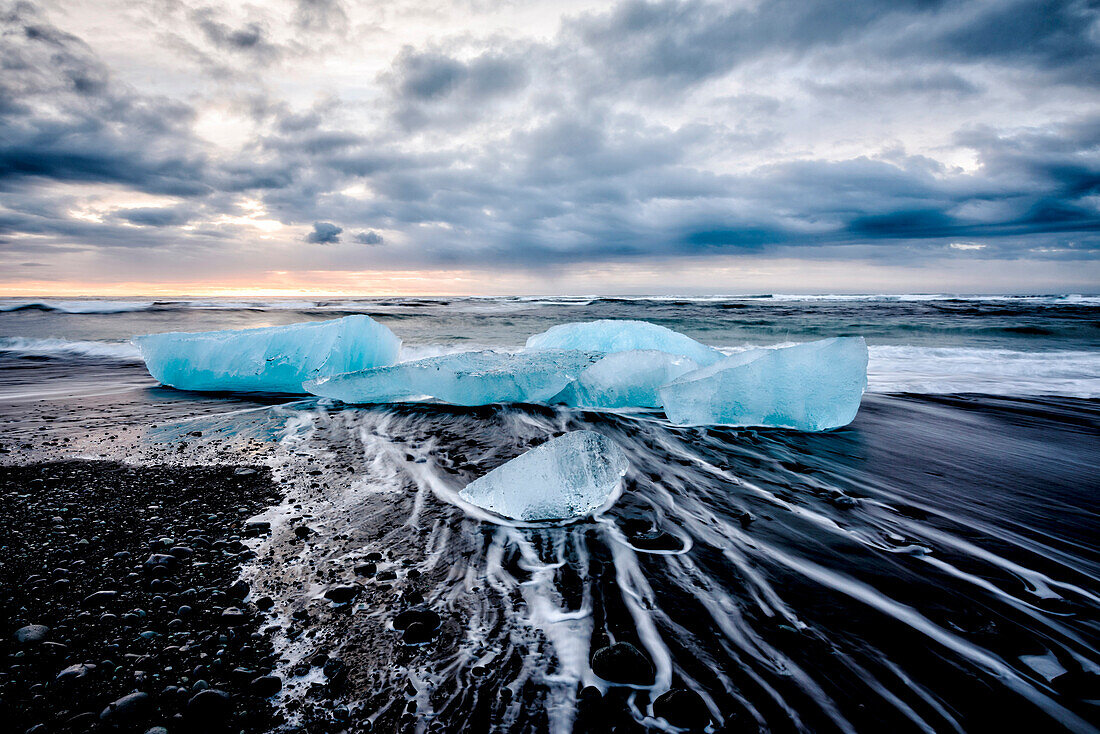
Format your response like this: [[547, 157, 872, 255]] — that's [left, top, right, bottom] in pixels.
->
[[865, 345, 1100, 397], [757, 294, 1100, 305], [0, 337, 142, 361]]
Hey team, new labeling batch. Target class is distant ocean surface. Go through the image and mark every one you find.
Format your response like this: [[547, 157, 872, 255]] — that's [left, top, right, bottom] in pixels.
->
[[1, 295, 1098, 733]]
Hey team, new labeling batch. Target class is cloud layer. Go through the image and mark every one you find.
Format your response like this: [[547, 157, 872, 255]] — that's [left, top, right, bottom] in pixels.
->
[[1, 0, 1098, 291]]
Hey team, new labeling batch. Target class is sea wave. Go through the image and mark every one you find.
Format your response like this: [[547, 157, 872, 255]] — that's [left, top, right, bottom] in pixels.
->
[[0, 300, 156, 314], [757, 294, 1100, 304], [0, 337, 142, 361], [1, 294, 1096, 315], [865, 345, 1100, 397]]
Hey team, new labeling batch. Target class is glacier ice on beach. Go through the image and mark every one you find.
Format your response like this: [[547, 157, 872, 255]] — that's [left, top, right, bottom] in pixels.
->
[[552, 350, 699, 409], [659, 337, 868, 430], [134, 315, 401, 393], [459, 430, 629, 521], [526, 320, 723, 366], [305, 349, 601, 405]]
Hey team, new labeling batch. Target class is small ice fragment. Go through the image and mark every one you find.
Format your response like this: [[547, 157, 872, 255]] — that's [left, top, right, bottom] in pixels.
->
[[305, 349, 601, 406], [459, 430, 628, 521], [526, 320, 723, 365], [134, 315, 400, 394], [659, 337, 868, 430], [552, 350, 699, 409]]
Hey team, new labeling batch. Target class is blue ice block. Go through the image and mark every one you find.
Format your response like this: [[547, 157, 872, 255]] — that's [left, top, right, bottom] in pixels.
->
[[551, 350, 700, 409], [526, 320, 723, 365], [305, 349, 602, 406], [459, 430, 628, 521], [134, 315, 401, 394], [659, 337, 868, 430]]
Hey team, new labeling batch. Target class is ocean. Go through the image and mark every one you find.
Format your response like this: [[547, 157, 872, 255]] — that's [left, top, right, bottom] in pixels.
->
[[1, 294, 1098, 733]]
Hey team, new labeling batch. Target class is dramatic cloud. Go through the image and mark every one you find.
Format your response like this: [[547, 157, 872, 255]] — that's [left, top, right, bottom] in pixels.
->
[[355, 231, 384, 245], [306, 222, 342, 244], [0, 0, 1098, 291]]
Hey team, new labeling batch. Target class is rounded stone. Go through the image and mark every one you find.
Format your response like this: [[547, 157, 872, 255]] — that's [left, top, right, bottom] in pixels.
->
[[590, 642, 655, 685], [654, 687, 711, 730], [324, 584, 362, 604], [402, 621, 438, 645], [219, 607, 248, 625], [186, 689, 232, 721], [100, 691, 151, 724], [250, 675, 282, 697], [322, 657, 347, 681], [393, 609, 440, 631], [14, 625, 49, 645], [56, 662, 97, 684]]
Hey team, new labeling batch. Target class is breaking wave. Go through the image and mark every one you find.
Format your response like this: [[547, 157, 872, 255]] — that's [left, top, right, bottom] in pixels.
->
[[0, 337, 142, 361]]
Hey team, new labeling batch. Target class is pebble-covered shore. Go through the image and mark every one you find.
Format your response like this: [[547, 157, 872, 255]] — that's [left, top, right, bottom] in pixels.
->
[[0, 460, 285, 733]]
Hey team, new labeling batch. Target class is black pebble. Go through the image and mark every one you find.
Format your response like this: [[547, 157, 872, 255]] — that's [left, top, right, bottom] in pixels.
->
[[220, 607, 248, 625], [393, 609, 440, 631], [590, 642, 655, 685], [250, 675, 282, 697], [654, 687, 711, 730], [186, 688, 232, 721], [324, 584, 362, 604], [100, 691, 151, 724], [403, 621, 438, 645], [323, 657, 347, 680], [13, 624, 49, 645]]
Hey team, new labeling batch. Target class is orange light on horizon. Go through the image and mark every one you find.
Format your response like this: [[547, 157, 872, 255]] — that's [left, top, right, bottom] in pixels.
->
[[0, 269, 507, 298]]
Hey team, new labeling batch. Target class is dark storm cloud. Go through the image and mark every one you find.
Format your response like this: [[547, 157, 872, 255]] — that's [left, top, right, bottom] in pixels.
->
[[393, 48, 526, 101], [565, 0, 1100, 89], [385, 46, 529, 129], [113, 206, 199, 227], [306, 221, 342, 243], [354, 231, 384, 245], [190, 8, 281, 62], [929, 0, 1100, 84], [2, 0, 1099, 274]]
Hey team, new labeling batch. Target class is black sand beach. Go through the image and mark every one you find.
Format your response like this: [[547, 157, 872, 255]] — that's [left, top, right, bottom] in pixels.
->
[[1, 365, 1098, 732], [0, 461, 286, 733]]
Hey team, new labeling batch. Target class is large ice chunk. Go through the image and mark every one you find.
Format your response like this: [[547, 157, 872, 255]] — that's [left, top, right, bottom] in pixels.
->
[[526, 320, 723, 366], [305, 349, 601, 406], [552, 350, 699, 409], [659, 337, 868, 430], [459, 430, 629, 521], [134, 315, 400, 394]]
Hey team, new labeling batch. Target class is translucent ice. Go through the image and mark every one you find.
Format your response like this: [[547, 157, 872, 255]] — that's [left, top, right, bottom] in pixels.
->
[[459, 430, 629, 521], [134, 315, 401, 394], [552, 350, 700, 409], [305, 349, 602, 406], [659, 337, 868, 430], [526, 320, 723, 365]]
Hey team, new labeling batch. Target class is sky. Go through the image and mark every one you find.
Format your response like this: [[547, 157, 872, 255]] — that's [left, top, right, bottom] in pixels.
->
[[1, 0, 1098, 295]]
